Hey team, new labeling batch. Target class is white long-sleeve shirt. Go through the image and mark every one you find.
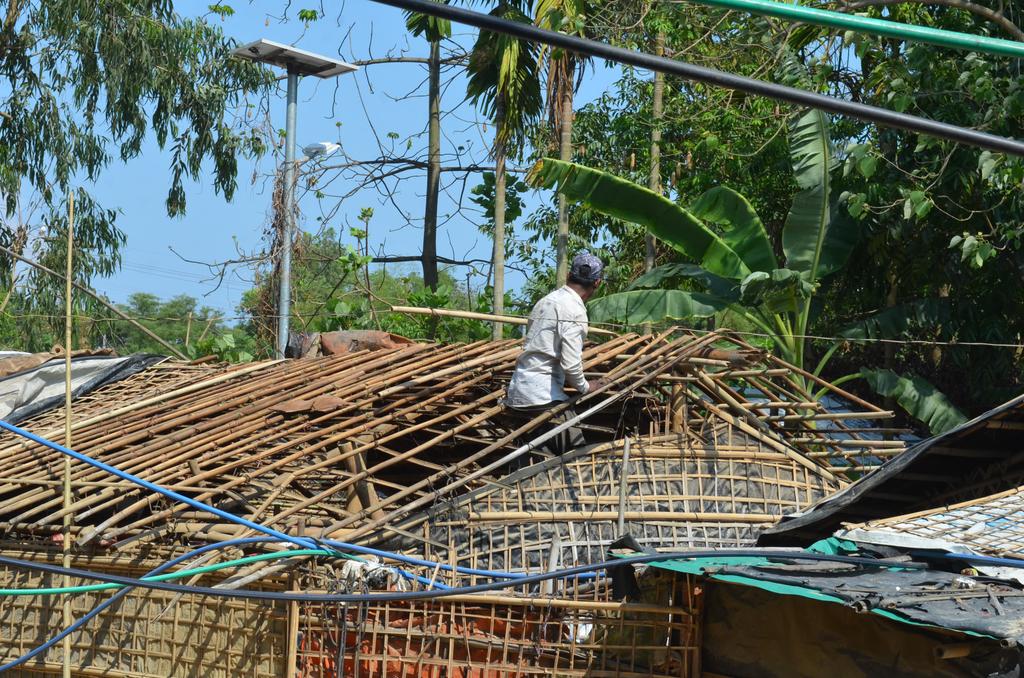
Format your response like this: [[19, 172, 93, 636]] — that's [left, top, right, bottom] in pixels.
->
[[505, 286, 590, 408]]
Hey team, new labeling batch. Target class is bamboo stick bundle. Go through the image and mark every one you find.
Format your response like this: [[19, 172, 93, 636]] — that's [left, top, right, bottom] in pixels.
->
[[0, 328, 905, 553]]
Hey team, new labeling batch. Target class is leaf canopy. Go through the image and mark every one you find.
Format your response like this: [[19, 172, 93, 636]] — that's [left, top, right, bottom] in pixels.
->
[[690, 186, 777, 273], [588, 289, 730, 325], [528, 158, 751, 278]]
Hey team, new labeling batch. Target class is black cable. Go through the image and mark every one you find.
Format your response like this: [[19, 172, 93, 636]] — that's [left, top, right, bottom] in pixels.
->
[[0, 550, 923, 603], [368, 0, 1024, 157]]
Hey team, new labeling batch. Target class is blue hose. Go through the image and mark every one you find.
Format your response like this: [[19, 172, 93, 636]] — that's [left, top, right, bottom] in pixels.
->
[[0, 420, 585, 584], [0, 420, 318, 549]]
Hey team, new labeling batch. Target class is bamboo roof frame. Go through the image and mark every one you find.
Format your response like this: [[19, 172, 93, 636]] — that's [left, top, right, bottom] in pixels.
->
[[0, 329, 901, 553]]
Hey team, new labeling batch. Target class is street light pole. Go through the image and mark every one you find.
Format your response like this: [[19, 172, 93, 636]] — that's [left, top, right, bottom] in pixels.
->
[[231, 39, 358, 359], [278, 68, 300, 359]]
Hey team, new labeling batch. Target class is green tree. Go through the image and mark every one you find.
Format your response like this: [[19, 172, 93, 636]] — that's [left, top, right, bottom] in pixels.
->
[[0, 0, 270, 344], [107, 293, 223, 356], [785, 3, 1024, 413], [239, 228, 492, 347], [406, 9, 452, 291], [530, 109, 852, 372], [519, 8, 794, 303], [466, 0, 542, 339], [535, 0, 593, 285]]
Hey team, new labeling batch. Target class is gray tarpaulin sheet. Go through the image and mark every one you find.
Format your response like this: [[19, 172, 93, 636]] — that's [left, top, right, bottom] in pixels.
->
[[0, 354, 164, 424]]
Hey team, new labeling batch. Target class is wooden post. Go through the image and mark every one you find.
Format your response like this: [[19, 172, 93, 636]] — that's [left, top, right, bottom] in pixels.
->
[[62, 192, 74, 678], [285, 568, 300, 678], [341, 441, 385, 521], [616, 437, 632, 535]]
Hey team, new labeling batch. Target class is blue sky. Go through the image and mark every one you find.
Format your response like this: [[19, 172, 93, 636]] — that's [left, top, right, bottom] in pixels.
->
[[87, 1, 620, 319]]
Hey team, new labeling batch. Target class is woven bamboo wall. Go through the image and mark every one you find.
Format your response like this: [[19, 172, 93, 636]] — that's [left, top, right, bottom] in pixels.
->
[[294, 570, 701, 678], [387, 433, 837, 575], [0, 548, 287, 678]]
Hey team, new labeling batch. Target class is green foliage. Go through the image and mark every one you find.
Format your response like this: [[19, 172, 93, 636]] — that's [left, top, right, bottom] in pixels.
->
[[949, 233, 997, 269], [859, 368, 968, 435], [471, 173, 530, 231], [465, 1, 542, 147], [792, 4, 1024, 414], [0, 1, 270, 219], [528, 159, 753, 278], [188, 330, 255, 363], [589, 289, 728, 324], [840, 299, 951, 342], [238, 229, 492, 346], [405, 6, 452, 42], [0, 0, 271, 350], [108, 292, 220, 356], [530, 109, 855, 369], [207, 4, 234, 19]]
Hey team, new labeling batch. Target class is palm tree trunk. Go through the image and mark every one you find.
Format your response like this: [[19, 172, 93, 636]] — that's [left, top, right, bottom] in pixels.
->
[[423, 39, 441, 291], [645, 32, 666, 334], [492, 100, 507, 341], [555, 68, 574, 286]]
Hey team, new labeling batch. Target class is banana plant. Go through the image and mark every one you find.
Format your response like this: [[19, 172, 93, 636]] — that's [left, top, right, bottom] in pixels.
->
[[528, 108, 856, 372]]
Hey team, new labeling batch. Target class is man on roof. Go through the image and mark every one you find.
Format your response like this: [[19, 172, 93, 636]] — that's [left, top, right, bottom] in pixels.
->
[[505, 252, 605, 456]]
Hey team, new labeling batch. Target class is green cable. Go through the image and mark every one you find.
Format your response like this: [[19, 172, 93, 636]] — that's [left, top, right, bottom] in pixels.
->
[[0, 548, 355, 597], [690, 0, 1024, 60]]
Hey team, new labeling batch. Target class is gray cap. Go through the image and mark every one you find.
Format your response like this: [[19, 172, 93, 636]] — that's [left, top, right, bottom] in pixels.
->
[[569, 252, 604, 285]]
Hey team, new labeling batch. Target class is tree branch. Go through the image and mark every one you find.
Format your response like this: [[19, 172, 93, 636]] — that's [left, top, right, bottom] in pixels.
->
[[0, 244, 189, 359], [352, 55, 468, 66], [836, 0, 1024, 41], [317, 157, 524, 174], [372, 255, 491, 266]]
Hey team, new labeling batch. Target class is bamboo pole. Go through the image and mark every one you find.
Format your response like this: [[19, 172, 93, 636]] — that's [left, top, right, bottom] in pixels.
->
[[388, 304, 618, 336], [432, 592, 695, 616], [0, 243, 188, 359], [333, 331, 719, 543], [285, 558, 300, 678], [616, 437, 631, 535], [14, 346, 434, 528], [62, 192, 74, 678], [452, 511, 777, 523], [102, 337, 634, 540], [80, 345, 515, 542]]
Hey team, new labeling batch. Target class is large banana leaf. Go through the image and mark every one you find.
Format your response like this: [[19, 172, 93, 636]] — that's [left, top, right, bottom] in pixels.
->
[[860, 368, 967, 435], [528, 159, 751, 279], [781, 109, 831, 278], [628, 263, 739, 300], [588, 289, 730, 325], [691, 186, 777, 274], [739, 268, 815, 314], [816, 201, 861, 278]]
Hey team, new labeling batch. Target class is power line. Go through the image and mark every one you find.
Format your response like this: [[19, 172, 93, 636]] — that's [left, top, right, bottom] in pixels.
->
[[4, 308, 1024, 350], [368, 0, 1024, 157]]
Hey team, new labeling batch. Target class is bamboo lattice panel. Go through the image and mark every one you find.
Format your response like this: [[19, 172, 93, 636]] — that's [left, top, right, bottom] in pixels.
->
[[0, 552, 287, 678], [294, 569, 700, 678], [391, 434, 837, 575], [854, 485, 1024, 558]]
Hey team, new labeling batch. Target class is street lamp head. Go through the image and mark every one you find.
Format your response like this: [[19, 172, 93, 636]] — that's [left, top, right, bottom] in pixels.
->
[[231, 39, 359, 78], [302, 142, 341, 160]]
